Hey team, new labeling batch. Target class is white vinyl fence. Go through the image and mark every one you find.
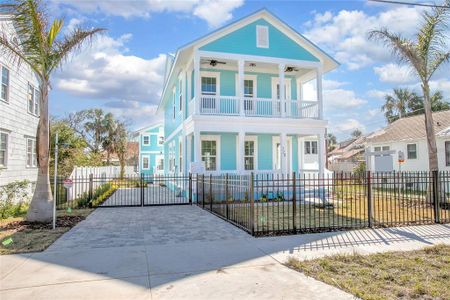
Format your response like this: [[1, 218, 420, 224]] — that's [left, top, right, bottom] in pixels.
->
[[67, 166, 137, 201]]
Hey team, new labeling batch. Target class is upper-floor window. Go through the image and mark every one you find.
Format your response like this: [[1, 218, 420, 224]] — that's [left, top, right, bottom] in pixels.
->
[[172, 88, 176, 119], [244, 80, 254, 98], [256, 25, 269, 48], [305, 141, 317, 155], [1, 66, 9, 102], [143, 135, 150, 146], [26, 138, 37, 167], [179, 79, 183, 112], [0, 131, 8, 167], [407, 143, 417, 159], [142, 156, 149, 169], [28, 84, 39, 116], [201, 77, 217, 95]]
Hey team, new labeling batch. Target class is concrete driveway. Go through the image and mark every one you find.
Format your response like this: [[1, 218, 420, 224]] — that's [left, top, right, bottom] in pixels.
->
[[2, 205, 449, 299], [0, 205, 354, 300]]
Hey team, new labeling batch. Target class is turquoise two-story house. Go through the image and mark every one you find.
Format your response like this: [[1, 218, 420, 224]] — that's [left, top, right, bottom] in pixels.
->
[[137, 123, 164, 175], [157, 9, 339, 176]]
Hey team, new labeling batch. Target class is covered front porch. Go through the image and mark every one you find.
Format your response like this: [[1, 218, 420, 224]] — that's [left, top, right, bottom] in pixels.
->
[[183, 118, 327, 175]]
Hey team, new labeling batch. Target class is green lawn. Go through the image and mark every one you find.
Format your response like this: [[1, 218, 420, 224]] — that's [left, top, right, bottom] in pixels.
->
[[287, 244, 450, 300]]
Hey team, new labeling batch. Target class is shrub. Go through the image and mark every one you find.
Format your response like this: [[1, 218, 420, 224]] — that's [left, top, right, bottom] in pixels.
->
[[90, 184, 117, 207], [0, 180, 31, 219]]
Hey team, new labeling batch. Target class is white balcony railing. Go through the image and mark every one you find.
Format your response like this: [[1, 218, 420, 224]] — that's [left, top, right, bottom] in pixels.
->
[[196, 96, 319, 119]]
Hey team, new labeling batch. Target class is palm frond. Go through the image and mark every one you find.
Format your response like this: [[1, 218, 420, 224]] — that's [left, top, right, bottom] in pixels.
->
[[0, 32, 41, 77], [368, 29, 425, 80]]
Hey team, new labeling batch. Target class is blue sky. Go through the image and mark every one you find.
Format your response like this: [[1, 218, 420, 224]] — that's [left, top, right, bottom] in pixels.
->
[[47, 0, 450, 140]]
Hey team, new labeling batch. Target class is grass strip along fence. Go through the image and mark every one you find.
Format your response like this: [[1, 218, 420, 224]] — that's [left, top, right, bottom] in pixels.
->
[[196, 171, 450, 237]]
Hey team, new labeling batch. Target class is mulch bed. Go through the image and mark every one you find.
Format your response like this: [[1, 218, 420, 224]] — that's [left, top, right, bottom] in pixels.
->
[[0, 215, 87, 232]]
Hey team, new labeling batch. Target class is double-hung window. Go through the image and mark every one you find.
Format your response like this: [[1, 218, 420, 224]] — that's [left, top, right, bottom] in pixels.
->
[[179, 142, 183, 173], [201, 77, 217, 110], [27, 84, 39, 115], [445, 141, 450, 167], [179, 79, 183, 112], [407, 144, 417, 159], [26, 138, 37, 167], [143, 135, 150, 146], [1, 66, 9, 102], [0, 132, 8, 167], [172, 88, 176, 119], [244, 140, 255, 170], [142, 156, 149, 169], [201, 140, 217, 171], [305, 141, 318, 155]]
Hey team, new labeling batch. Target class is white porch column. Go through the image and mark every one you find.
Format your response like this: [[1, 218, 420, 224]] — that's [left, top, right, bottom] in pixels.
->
[[280, 133, 287, 174], [194, 53, 201, 115], [318, 133, 325, 175], [238, 60, 245, 116], [194, 129, 201, 164], [316, 67, 323, 119], [186, 134, 192, 172], [238, 131, 245, 173], [278, 64, 285, 117]]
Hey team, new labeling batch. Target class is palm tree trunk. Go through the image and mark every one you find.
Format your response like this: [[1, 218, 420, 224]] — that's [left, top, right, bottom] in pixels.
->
[[422, 82, 439, 171], [26, 81, 53, 222]]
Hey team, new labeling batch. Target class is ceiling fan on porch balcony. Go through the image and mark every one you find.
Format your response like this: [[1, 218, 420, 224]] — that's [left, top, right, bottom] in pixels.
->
[[284, 66, 299, 72], [201, 59, 226, 67]]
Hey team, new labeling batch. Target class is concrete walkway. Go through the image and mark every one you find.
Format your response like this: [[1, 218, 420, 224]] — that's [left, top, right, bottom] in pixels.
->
[[1, 206, 449, 300]]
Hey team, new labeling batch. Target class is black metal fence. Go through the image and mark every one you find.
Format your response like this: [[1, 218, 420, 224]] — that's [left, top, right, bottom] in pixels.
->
[[55, 174, 191, 209], [196, 171, 450, 236]]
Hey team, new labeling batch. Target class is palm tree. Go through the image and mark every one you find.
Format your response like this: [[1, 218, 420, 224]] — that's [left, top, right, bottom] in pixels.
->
[[0, 0, 104, 221], [102, 113, 117, 164], [382, 88, 421, 123], [369, 0, 449, 171]]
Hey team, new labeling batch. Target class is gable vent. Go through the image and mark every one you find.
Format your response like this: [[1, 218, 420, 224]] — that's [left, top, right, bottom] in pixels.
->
[[256, 25, 269, 48]]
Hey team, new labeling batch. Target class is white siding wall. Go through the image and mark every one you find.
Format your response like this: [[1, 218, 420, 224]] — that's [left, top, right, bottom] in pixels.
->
[[368, 137, 450, 172], [0, 17, 39, 186]]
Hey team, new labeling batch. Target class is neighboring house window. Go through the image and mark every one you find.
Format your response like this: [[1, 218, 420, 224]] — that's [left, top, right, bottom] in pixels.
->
[[305, 141, 317, 154], [244, 79, 254, 111], [158, 135, 164, 145], [157, 158, 164, 171], [179, 142, 183, 173], [27, 84, 39, 115], [244, 140, 255, 170], [26, 138, 37, 167], [407, 144, 417, 159], [1, 66, 9, 102], [201, 140, 217, 171], [445, 141, 450, 166], [374, 146, 390, 156], [179, 79, 183, 112], [0, 132, 8, 167], [172, 89, 176, 119], [142, 156, 149, 169], [256, 25, 269, 48], [143, 135, 150, 146]]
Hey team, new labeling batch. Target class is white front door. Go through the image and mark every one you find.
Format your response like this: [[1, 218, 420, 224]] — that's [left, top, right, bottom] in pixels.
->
[[272, 136, 292, 173]]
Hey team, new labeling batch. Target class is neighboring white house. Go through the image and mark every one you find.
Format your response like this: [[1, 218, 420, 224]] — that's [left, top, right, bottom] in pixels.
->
[[0, 15, 40, 187], [366, 110, 450, 172]]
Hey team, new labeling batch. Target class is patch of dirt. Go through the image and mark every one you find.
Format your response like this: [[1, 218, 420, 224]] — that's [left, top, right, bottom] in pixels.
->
[[0, 215, 87, 232]]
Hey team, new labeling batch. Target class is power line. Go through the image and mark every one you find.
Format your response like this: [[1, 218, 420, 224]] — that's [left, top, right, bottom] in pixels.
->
[[368, 0, 450, 8]]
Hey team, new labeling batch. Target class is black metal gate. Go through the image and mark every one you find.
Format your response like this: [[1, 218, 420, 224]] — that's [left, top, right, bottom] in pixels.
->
[[55, 174, 193, 209]]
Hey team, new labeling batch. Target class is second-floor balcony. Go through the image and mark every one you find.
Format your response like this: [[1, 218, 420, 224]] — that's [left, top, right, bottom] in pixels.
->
[[189, 95, 319, 119]]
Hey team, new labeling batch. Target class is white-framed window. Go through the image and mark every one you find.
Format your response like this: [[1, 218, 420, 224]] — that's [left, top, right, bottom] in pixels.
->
[[244, 138, 257, 171], [1, 66, 9, 102], [172, 88, 176, 119], [201, 136, 220, 171], [26, 138, 37, 167], [0, 131, 8, 167], [201, 76, 217, 96], [407, 143, 417, 159], [256, 25, 269, 48], [142, 156, 149, 170], [157, 157, 164, 171], [142, 135, 150, 146], [158, 135, 164, 145], [445, 141, 450, 167], [179, 79, 183, 112], [305, 141, 317, 155], [374, 145, 390, 156], [179, 141, 183, 173], [27, 83, 39, 116]]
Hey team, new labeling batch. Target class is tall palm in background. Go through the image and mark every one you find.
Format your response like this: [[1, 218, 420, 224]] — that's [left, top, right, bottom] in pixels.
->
[[382, 88, 421, 123], [0, 0, 104, 221], [369, 0, 449, 171]]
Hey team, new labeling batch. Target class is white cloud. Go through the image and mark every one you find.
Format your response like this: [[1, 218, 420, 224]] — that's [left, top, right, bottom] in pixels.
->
[[323, 79, 348, 89], [373, 63, 416, 84], [324, 88, 367, 109], [55, 34, 166, 104], [334, 118, 365, 133], [304, 6, 424, 70], [367, 89, 391, 100], [52, 0, 243, 28], [105, 101, 163, 127]]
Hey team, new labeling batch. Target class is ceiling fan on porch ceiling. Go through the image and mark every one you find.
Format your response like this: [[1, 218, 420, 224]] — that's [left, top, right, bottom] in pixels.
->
[[201, 59, 226, 67], [284, 66, 299, 72]]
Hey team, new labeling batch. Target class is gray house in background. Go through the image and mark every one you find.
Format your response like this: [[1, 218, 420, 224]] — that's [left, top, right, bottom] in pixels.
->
[[0, 15, 40, 187]]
